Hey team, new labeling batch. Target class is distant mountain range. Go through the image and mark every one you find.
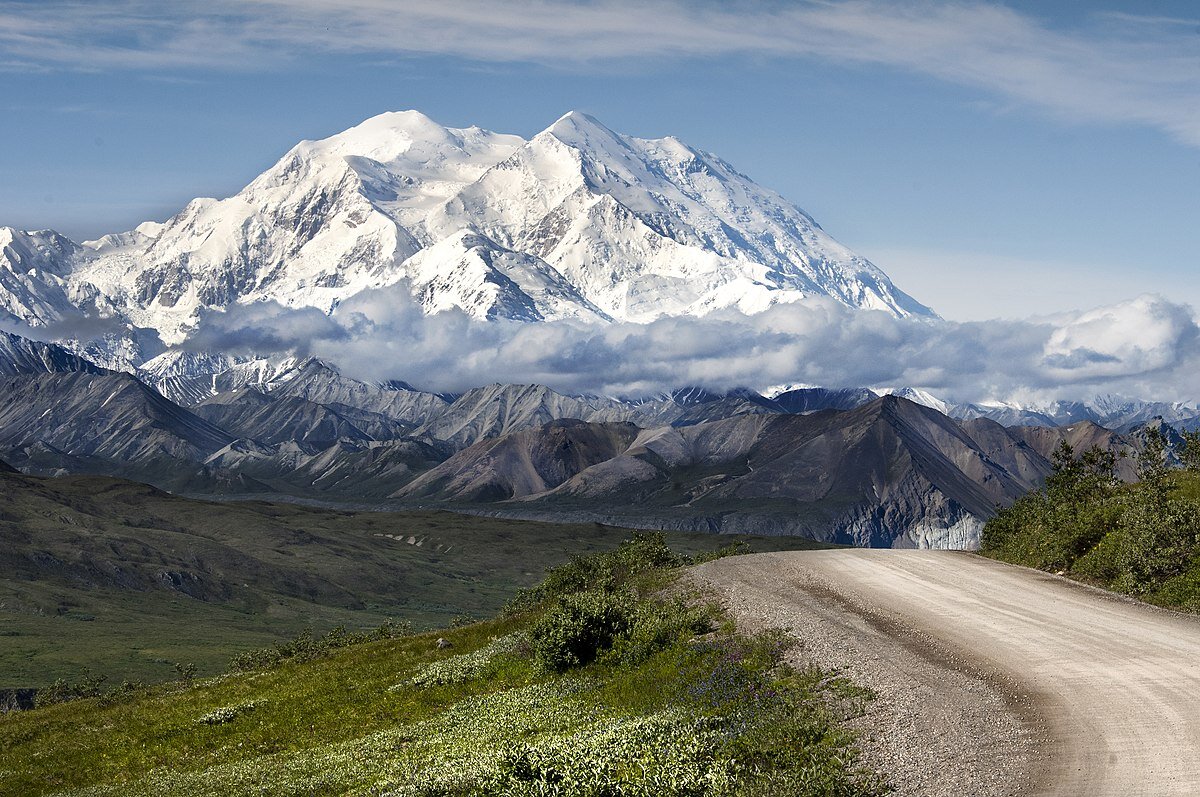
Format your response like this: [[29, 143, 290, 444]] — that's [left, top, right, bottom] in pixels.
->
[[2, 329, 1174, 549], [0, 110, 932, 370]]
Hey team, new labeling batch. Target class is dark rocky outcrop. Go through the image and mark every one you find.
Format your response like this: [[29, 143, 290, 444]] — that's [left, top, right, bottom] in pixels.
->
[[0, 688, 38, 712]]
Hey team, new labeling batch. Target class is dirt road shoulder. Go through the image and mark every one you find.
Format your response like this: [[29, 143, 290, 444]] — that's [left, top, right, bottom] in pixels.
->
[[689, 552, 1043, 797]]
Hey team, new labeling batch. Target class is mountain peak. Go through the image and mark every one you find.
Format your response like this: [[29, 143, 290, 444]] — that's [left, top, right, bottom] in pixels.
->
[[296, 109, 458, 162], [541, 110, 622, 148], [283, 110, 523, 180], [549, 109, 607, 128], [344, 109, 452, 140]]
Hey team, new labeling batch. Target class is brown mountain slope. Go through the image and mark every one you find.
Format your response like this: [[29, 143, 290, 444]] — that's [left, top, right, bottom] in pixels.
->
[[397, 418, 641, 502], [397, 397, 1132, 548]]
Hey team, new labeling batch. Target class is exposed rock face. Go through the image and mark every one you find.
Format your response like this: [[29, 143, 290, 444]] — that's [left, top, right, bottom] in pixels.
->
[[193, 387, 406, 449], [412, 382, 795, 448], [0, 688, 38, 713], [0, 372, 232, 464], [772, 387, 878, 413], [414, 384, 631, 448], [203, 436, 450, 498], [0, 331, 108, 376]]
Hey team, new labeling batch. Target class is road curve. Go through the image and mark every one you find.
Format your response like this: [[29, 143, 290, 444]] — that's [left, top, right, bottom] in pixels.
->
[[691, 550, 1200, 796]]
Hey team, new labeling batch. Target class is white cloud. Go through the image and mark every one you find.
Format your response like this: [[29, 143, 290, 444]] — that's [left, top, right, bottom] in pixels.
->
[[3, 1, 1199, 145], [1041, 295, 1197, 380], [179, 285, 1200, 403], [184, 301, 348, 355]]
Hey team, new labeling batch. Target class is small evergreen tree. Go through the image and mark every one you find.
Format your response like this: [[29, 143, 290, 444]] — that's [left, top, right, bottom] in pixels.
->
[[1046, 440, 1117, 503], [1138, 426, 1168, 480]]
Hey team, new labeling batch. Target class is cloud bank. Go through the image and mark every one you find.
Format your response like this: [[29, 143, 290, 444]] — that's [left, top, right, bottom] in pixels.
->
[[184, 287, 1200, 404], [2, 1, 1199, 146]]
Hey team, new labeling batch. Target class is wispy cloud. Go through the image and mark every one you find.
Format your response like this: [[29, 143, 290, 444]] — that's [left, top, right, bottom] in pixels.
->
[[2, 1, 1199, 145]]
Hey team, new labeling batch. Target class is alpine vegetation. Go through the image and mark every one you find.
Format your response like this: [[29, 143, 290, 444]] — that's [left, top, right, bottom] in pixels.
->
[[0, 534, 887, 796], [982, 430, 1200, 609]]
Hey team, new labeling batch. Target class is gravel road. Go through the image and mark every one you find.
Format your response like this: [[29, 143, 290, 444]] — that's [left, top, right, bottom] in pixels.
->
[[690, 550, 1200, 796]]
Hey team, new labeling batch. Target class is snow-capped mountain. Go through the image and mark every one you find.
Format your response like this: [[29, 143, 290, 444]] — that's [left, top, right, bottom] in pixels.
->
[[427, 111, 932, 321], [0, 229, 82, 326], [0, 110, 933, 368], [952, 395, 1200, 432], [875, 386, 954, 416]]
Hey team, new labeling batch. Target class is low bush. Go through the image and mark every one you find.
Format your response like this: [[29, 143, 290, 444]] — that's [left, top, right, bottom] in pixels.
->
[[197, 700, 262, 726], [530, 590, 638, 671], [404, 632, 530, 688], [505, 531, 684, 614], [33, 670, 149, 709], [33, 670, 109, 708], [610, 595, 713, 666]]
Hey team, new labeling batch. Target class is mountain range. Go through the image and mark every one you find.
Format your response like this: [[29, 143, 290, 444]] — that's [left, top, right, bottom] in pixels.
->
[[0, 110, 932, 372], [0, 329, 1159, 548]]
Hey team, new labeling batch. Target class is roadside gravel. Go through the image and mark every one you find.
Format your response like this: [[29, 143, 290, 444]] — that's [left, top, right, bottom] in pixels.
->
[[690, 552, 1041, 797]]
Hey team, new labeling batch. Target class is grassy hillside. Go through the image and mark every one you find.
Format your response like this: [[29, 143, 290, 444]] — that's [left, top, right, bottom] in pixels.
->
[[981, 437, 1200, 610], [0, 470, 829, 688], [0, 535, 886, 796]]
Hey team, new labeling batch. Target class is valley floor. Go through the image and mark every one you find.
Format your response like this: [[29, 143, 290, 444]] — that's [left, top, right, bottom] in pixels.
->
[[0, 471, 828, 689], [691, 550, 1200, 796]]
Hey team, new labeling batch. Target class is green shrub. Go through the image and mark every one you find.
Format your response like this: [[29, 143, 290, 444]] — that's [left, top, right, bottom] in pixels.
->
[[691, 538, 751, 565], [506, 531, 685, 614], [530, 590, 638, 672], [983, 442, 1200, 610], [1113, 495, 1200, 594], [32, 669, 150, 709], [1181, 430, 1200, 472], [610, 597, 713, 666], [33, 669, 108, 708], [1070, 531, 1122, 582], [982, 442, 1122, 571]]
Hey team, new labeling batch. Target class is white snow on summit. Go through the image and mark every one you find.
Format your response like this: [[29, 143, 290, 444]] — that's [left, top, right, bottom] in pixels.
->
[[432, 111, 932, 322], [0, 109, 935, 369], [875, 387, 955, 415]]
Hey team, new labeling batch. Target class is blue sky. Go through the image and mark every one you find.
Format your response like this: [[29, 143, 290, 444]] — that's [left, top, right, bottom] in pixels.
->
[[1, 0, 1197, 321]]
